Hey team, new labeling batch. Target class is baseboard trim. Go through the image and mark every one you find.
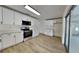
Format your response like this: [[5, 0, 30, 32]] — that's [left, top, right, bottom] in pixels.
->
[[39, 33, 53, 37], [53, 35, 61, 38]]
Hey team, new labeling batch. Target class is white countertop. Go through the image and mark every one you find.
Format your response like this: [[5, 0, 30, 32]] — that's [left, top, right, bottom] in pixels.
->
[[0, 24, 23, 35], [0, 30, 23, 36]]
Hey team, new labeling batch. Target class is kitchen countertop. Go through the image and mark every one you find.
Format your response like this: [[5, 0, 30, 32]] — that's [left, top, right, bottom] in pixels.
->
[[0, 24, 23, 36], [0, 30, 23, 36]]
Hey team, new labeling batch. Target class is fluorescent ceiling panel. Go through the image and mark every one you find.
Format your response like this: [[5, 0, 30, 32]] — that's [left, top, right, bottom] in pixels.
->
[[25, 5, 40, 15]]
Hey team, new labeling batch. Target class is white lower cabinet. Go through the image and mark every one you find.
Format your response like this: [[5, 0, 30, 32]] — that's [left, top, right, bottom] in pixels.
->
[[1, 33, 15, 49], [8, 33, 16, 46], [2, 34, 11, 49], [0, 32, 23, 50], [15, 32, 23, 44]]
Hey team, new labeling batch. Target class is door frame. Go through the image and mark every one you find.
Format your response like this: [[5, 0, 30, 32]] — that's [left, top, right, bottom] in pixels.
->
[[64, 5, 76, 52]]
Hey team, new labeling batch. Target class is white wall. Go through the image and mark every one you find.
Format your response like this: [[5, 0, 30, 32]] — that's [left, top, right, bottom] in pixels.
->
[[31, 18, 40, 37], [38, 19, 63, 37], [53, 19, 63, 37], [39, 20, 53, 36]]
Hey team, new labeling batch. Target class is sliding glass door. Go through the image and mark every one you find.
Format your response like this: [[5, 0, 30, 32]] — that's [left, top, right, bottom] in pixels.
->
[[64, 6, 75, 52], [64, 5, 79, 53], [69, 6, 79, 53]]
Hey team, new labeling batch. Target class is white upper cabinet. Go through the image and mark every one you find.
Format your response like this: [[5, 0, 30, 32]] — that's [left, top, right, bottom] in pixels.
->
[[14, 12, 22, 25], [27, 16, 31, 21], [3, 7, 14, 24], [0, 6, 2, 24], [22, 14, 28, 21], [22, 15, 32, 21], [31, 18, 37, 26]]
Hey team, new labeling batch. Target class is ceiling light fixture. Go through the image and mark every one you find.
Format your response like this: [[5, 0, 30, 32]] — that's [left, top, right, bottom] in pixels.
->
[[25, 5, 40, 15]]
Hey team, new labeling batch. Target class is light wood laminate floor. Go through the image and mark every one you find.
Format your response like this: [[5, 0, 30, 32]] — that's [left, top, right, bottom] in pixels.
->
[[2, 34, 66, 53]]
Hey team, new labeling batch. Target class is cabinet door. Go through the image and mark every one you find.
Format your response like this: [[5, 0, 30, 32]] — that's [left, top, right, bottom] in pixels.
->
[[27, 16, 31, 21], [2, 34, 10, 49], [2, 33, 15, 49], [15, 32, 23, 44], [0, 6, 2, 24], [3, 7, 14, 24], [14, 12, 22, 25], [8, 33, 16, 46], [22, 14, 27, 21]]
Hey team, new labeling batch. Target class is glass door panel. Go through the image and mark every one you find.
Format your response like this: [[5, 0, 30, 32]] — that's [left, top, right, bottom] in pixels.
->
[[69, 6, 79, 53]]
